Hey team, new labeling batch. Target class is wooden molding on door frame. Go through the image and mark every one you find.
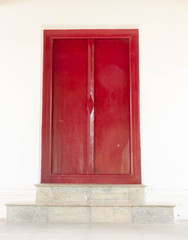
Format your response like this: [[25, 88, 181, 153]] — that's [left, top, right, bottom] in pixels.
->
[[41, 29, 141, 184]]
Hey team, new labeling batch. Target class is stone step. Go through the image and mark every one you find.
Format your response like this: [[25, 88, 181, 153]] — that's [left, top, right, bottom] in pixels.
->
[[6, 202, 174, 223], [35, 184, 145, 203]]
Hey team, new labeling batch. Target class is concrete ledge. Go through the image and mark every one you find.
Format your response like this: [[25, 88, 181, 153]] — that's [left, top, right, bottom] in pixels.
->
[[35, 184, 145, 204], [7, 206, 48, 223], [6, 202, 174, 223], [6, 201, 175, 207]]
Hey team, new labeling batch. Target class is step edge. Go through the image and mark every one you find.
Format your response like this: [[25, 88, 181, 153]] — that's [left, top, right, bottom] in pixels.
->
[[35, 184, 146, 187], [6, 202, 175, 207]]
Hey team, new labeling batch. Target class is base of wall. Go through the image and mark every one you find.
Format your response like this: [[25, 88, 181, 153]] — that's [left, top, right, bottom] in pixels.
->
[[6, 202, 174, 223], [0, 188, 35, 219], [2, 186, 188, 220], [5, 184, 175, 223]]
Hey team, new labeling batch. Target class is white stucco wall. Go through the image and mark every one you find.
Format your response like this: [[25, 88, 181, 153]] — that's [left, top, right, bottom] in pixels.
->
[[0, 0, 188, 219]]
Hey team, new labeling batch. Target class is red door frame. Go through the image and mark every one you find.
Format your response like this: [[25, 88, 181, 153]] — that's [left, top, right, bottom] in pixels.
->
[[41, 29, 141, 184]]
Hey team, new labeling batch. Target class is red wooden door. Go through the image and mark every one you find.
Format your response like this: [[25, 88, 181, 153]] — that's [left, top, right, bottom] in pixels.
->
[[42, 29, 141, 184]]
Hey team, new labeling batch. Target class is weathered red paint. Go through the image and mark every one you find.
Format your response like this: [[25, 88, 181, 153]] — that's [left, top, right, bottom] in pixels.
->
[[94, 39, 130, 174], [41, 29, 141, 184], [52, 39, 88, 174]]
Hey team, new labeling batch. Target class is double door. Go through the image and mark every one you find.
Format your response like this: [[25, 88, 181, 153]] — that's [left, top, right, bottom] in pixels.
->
[[42, 29, 141, 184]]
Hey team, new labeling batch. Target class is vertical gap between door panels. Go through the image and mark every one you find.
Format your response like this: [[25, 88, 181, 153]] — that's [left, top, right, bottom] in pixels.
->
[[87, 39, 95, 174]]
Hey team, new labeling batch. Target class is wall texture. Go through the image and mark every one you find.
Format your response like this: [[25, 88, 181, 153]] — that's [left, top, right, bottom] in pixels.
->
[[0, 0, 188, 219]]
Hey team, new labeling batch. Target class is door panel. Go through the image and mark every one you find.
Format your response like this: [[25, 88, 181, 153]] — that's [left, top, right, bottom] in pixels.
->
[[94, 39, 130, 174], [52, 39, 88, 174]]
